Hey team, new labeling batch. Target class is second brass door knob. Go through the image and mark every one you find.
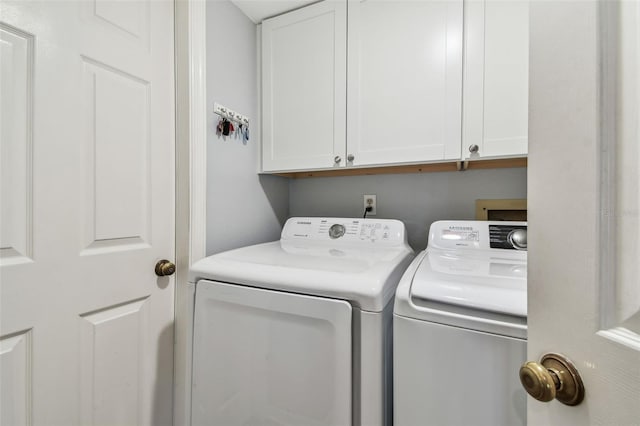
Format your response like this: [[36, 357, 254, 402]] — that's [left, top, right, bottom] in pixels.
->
[[519, 353, 585, 406], [520, 361, 557, 402]]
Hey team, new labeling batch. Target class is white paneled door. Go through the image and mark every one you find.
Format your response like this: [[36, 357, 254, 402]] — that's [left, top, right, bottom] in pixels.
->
[[0, 1, 175, 425], [528, 1, 640, 424]]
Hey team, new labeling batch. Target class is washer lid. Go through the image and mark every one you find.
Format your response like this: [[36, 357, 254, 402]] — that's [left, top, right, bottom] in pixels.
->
[[410, 248, 527, 317], [190, 218, 414, 312]]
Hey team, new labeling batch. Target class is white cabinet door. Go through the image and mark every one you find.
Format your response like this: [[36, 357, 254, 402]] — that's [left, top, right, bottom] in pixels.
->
[[347, 0, 463, 166], [528, 1, 640, 423], [262, 1, 346, 172], [463, 0, 529, 160], [0, 1, 175, 425], [192, 280, 352, 426]]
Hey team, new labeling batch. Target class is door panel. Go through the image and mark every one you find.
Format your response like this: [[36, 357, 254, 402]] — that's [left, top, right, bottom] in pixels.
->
[[611, 0, 640, 333], [93, 0, 149, 39], [0, 22, 33, 266], [347, 0, 463, 165], [79, 297, 150, 426], [0, 330, 32, 425], [0, 1, 175, 425], [463, 0, 529, 159], [481, 1, 528, 156], [261, 1, 347, 172], [192, 280, 352, 426], [528, 1, 640, 423], [81, 57, 151, 252]]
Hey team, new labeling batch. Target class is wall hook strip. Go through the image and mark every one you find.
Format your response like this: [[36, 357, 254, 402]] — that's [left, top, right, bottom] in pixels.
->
[[214, 102, 250, 127]]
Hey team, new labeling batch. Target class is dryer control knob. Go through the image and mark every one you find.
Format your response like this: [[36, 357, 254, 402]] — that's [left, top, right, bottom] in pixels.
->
[[329, 224, 346, 239]]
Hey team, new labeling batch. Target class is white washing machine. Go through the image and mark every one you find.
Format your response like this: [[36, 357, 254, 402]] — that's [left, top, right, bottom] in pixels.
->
[[394, 220, 528, 426], [188, 217, 414, 426]]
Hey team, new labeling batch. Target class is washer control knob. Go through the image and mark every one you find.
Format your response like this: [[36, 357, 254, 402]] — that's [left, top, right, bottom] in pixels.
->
[[329, 224, 346, 239], [508, 229, 527, 250]]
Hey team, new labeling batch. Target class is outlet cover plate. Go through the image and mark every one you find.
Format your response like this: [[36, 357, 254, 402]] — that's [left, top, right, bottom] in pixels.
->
[[364, 194, 377, 216]]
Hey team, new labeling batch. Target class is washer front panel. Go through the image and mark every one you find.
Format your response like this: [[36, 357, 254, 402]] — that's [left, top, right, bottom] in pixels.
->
[[394, 315, 526, 426]]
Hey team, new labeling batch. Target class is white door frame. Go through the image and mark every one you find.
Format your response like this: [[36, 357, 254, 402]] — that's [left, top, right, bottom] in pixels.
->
[[174, 1, 207, 425]]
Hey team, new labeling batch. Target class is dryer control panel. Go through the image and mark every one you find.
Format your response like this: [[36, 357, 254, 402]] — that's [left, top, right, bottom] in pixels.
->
[[281, 217, 407, 245], [428, 220, 527, 251]]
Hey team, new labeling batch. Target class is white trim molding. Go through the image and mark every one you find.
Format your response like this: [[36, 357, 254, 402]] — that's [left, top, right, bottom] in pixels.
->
[[187, 0, 208, 265], [174, 0, 207, 425]]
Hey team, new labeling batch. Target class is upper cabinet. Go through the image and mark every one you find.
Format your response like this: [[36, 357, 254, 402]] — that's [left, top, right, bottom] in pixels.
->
[[463, 0, 529, 160], [261, 0, 528, 173], [262, 0, 463, 172], [261, 2, 346, 172], [346, 0, 463, 167]]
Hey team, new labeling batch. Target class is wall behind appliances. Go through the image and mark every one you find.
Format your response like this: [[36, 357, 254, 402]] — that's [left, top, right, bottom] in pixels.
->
[[206, 0, 289, 254], [289, 168, 527, 251]]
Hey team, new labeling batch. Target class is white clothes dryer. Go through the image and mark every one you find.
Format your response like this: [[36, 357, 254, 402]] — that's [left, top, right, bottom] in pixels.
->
[[188, 217, 414, 426], [394, 220, 528, 426]]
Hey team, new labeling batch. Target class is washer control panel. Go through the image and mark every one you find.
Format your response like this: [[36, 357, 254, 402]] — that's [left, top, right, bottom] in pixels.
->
[[429, 220, 527, 251], [282, 217, 407, 245], [490, 225, 527, 250]]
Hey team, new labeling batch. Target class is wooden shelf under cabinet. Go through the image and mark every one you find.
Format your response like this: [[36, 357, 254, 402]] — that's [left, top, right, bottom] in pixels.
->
[[269, 157, 527, 179]]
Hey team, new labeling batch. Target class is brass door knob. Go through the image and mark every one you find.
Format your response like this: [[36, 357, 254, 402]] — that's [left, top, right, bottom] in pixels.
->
[[155, 259, 176, 277], [519, 353, 585, 406]]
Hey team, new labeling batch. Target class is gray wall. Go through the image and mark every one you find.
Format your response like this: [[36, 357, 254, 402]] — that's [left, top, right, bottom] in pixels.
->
[[206, 1, 289, 254], [289, 168, 527, 251]]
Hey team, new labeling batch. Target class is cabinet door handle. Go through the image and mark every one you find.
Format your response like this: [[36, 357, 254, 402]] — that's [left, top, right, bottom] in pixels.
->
[[347, 154, 355, 162], [334, 155, 342, 163], [469, 144, 479, 153]]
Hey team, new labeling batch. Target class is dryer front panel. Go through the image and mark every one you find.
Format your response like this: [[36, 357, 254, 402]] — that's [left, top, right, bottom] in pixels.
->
[[192, 280, 353, 426]]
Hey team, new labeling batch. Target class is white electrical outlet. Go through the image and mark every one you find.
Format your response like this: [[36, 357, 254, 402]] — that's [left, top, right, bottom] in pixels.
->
[[363, 194, 377, 216]]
